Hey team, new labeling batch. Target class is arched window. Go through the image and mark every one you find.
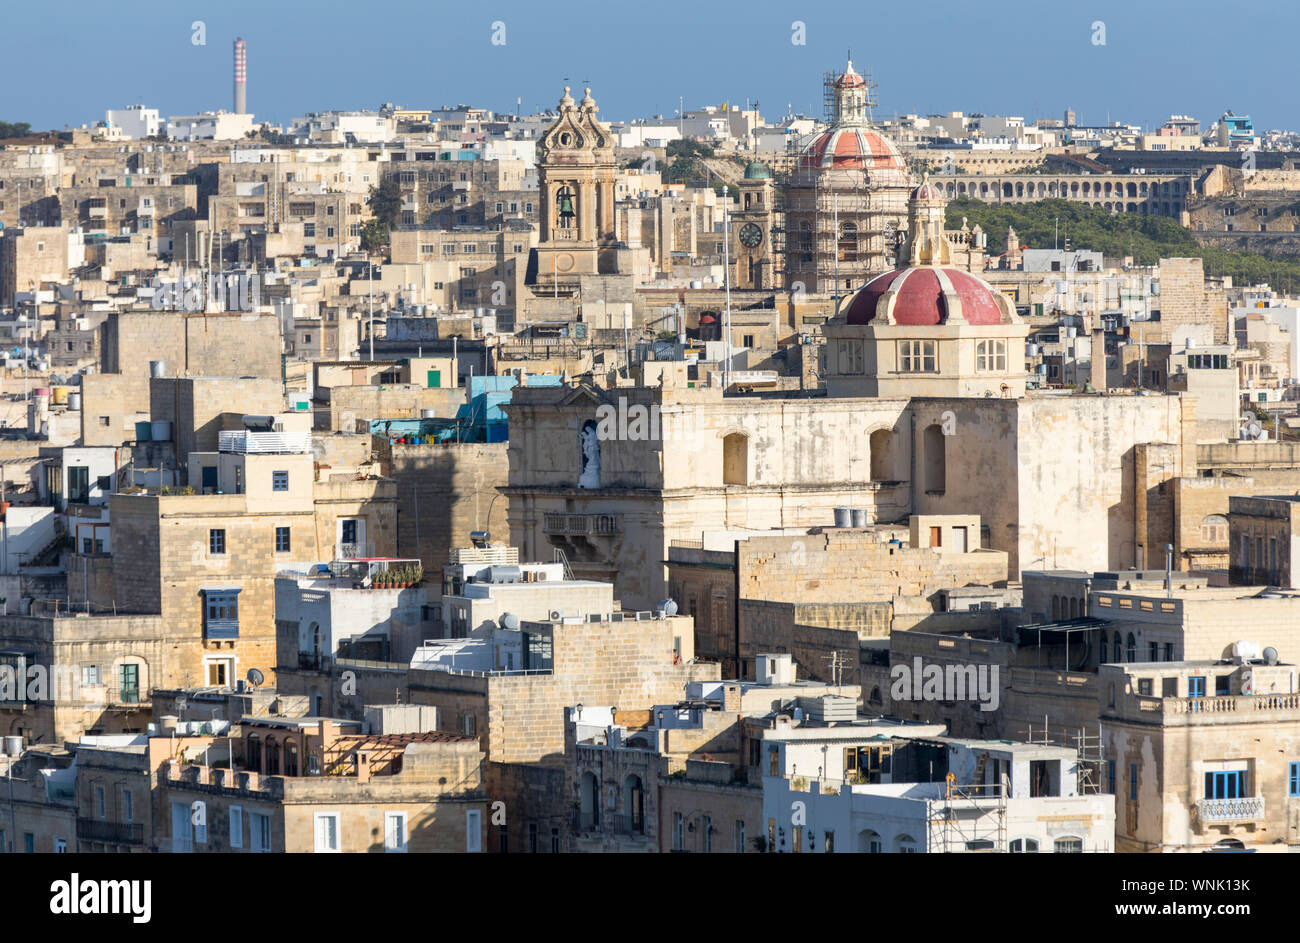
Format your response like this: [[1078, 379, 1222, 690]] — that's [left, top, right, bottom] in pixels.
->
[[723, 433, 749, 486], [838, 221, 858, 262], [1126, 633, 1137, 662], [869, 429, 893, 482], [623, 774, 644, 833], [1010, 837, 1039, 853], [1200, 514, 1228, 544], [1054, 836, 1083, 853], [285, 741, 299, 777], [868, 686, 882, 706], [857, 829, 883, 853], [246, 734, 262, 773], [579, 771, 600, 829], [895, 833, 919, 853], [1051, 596, 1060, 620], [923, 424, 946, 494], [266, 739, 281, 776], [1068, 597, 1079, 619], [1113, 632, 1122, 663]]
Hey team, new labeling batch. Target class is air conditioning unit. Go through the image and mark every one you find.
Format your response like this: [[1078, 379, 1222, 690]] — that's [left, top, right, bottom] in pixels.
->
[[548, 609, 564, 621]]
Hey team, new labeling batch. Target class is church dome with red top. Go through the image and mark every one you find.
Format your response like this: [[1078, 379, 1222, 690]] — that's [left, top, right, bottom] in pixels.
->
[[798, 127, 905, 172], [843, 266, 1005, 326]]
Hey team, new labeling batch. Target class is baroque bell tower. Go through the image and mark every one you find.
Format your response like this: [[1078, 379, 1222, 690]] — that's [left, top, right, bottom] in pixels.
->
[[535, 86, 618, 285]]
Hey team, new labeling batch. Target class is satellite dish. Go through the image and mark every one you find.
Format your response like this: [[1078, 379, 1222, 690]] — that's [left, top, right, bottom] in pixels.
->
[[246, 668, 265, 688], [499, 612, 520, 630], [656, 598, 679, 616], [1264, 647, 1280, 666], [175, 695, 188, 712]]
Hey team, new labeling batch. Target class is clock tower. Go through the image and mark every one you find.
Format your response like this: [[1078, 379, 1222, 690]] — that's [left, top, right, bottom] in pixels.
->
[[732, 161, 775, 290]]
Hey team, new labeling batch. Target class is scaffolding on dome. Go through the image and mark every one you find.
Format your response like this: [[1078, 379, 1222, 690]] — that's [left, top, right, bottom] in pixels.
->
[[768, 64, 907, 299]]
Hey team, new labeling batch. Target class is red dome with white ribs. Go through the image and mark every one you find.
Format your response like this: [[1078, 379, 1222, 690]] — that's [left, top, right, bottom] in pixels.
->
[[844, 266, 1004, 326], [798, 127, 905, 171], [910, 177, 944, 202]]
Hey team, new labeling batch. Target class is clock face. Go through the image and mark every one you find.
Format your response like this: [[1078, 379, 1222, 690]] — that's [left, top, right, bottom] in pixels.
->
[[739, 222, 763, 248]]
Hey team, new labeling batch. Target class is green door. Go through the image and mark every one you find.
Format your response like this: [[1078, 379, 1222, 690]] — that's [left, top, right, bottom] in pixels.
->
[[428, 370, 441, 388]]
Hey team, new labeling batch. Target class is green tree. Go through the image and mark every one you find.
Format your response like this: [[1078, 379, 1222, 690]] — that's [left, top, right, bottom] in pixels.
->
[[360, 219, 389, 254], [368, 176, 402, 229], [0, 121, 32, 139], [945, 196, 1300, 288]]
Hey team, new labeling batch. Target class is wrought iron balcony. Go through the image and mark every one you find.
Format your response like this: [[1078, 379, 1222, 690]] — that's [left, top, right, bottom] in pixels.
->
[[77, 818, 144, 844]]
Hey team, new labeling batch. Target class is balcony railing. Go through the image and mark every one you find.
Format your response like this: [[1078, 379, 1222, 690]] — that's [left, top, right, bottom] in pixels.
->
[[1197, 796, 1265, 822], [77, 818, 144, 844], [543, 513, 619, 537], [218, 430, 312, 454]]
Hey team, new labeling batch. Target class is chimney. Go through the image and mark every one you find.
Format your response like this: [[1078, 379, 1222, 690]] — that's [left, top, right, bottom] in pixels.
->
[[722, 683, 741, 713], [1090, 328, 1106, 391], [233, 38, 247, 115]]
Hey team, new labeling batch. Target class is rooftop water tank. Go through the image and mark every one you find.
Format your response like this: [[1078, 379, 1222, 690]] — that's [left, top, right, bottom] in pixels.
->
[[850, 508, 868, 527], [833, 506, 852, 528]]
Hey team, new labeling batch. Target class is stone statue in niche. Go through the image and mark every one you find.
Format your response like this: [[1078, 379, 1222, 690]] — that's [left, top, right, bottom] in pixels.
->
[[578, 420, 600, 488]]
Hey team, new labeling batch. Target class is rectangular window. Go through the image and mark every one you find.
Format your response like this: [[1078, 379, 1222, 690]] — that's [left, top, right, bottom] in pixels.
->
[[251, 813, 270, 853], [674, 813, 684, 851], [1204, 770, 1247, 800], [735, 820, 745, 854], [119, 664, 139, 704], [82, 665, 100, 686], [1129, 763, 1138, 802], [314, 813, 340, 852], [385, 812, 408, 853], [209, 529, 226, 554], [466, 810, 482, 853], [272, 470, 289, 492], [122, 789, 133, 823], [54, 838, 66, 853], [1290, 763, 1300, 798], [1188, 676, 1206, 698], [1107, 759, 1116, 794], [23, 833, 33, 854], [194, 803, 207, 844], [898, 340, 937, 373], [1137, 678, 1153, 696], [96, 785, 106, 819], [275, 526, 291, 553], [230, 806, 243, 848]]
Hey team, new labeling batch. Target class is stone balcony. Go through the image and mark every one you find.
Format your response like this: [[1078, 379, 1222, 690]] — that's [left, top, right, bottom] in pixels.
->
[[544, 512, 619, 537], [1196, 795, 1265, 824], [1110, 692, 1300, 726]]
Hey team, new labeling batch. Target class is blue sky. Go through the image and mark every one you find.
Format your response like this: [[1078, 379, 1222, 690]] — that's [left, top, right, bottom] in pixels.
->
[[2, 0, 1295, 132]]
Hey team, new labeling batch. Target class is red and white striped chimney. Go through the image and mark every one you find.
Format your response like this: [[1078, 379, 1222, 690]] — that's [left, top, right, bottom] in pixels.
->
[[233, 38, 247, 114]]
